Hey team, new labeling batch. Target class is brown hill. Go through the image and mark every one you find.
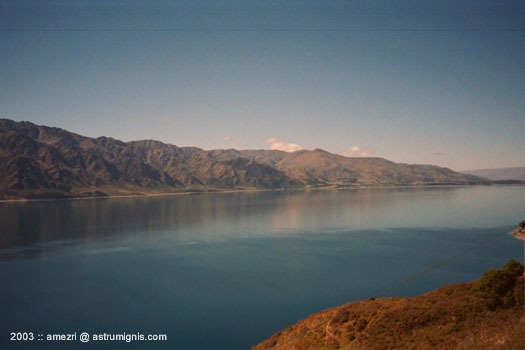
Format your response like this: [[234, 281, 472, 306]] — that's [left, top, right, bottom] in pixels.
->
[[0, 119, 300, 199], [253, 260, 525, 350], [212, 148, 485, 186], [0, 119, 487, 199]]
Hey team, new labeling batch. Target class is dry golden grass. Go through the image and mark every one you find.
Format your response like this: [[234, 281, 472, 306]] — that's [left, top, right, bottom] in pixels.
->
[[253, 261, 525, 350]]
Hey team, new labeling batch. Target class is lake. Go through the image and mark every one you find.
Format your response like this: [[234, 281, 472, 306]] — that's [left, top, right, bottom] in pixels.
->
[[1, 186, 524, 349]]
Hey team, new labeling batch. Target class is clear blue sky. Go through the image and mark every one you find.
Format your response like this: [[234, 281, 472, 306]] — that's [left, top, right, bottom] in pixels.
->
[[1, 0, 524, 170]]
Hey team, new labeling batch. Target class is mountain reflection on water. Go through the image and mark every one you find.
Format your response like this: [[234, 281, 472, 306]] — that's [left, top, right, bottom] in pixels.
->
[[0, 186, 524, 261], [1, 186, 525, 350]]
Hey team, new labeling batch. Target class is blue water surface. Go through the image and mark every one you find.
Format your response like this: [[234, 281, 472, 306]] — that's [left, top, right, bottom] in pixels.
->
[[1, 186, 524, 349]]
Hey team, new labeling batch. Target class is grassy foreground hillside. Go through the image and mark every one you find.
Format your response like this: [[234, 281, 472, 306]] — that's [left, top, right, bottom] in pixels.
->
[[254, 260, 525, 350]]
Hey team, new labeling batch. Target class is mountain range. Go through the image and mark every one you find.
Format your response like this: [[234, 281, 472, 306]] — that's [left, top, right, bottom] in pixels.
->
[[0, 118, 487, 200]]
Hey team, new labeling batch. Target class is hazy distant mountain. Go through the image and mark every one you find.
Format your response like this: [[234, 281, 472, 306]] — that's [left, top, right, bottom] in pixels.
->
[[462, 167, 525, 181], [0, 119, 487, 199]]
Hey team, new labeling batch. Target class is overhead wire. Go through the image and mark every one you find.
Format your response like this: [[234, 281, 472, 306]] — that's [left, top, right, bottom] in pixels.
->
[[267, 229, 511, 350]]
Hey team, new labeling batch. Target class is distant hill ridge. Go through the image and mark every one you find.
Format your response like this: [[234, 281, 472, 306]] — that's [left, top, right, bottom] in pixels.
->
[[462, 167, 525, 181], [0, 119, 487, 199]]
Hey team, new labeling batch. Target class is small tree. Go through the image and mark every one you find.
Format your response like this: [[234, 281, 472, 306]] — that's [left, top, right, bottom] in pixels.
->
[[476, 259, 524, 309]]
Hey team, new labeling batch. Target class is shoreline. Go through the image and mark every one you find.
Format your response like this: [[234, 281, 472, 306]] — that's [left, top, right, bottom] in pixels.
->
[[511, 229, 525, 240], [0, 183, 521, 204], [0, 187, 276, 203]]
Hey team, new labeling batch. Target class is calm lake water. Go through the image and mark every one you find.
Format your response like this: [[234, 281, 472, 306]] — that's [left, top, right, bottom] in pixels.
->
[[1, 186, 524, 349]]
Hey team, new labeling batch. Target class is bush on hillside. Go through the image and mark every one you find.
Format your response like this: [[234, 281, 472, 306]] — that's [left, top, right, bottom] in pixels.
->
[[476, 259, 524, 309]]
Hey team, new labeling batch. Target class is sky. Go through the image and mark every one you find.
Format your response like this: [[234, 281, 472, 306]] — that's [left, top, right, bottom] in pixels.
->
[[1, 0, 524, 171]]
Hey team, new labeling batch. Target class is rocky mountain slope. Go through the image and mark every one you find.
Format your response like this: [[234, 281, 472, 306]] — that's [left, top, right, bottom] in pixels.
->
[[253, 260, 525, 350], [212, 148, 484, 186], [0, 119, 487, 199]]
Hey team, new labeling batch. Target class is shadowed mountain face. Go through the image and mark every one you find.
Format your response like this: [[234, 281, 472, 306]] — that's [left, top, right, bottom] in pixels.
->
[[0, 119, 486, 199]]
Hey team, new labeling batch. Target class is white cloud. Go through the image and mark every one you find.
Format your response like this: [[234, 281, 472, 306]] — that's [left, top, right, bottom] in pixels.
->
[[267, 138, 302, 152], [158, 117, 174, 123], [223, 135, 231, 141], [339, 145, 375, 157]]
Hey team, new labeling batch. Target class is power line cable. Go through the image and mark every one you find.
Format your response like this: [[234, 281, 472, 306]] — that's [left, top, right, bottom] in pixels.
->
[[267, 229, 510, 350]]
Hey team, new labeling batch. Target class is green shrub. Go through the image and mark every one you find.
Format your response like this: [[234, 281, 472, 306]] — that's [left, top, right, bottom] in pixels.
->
[[476, 259, 524, 309]]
